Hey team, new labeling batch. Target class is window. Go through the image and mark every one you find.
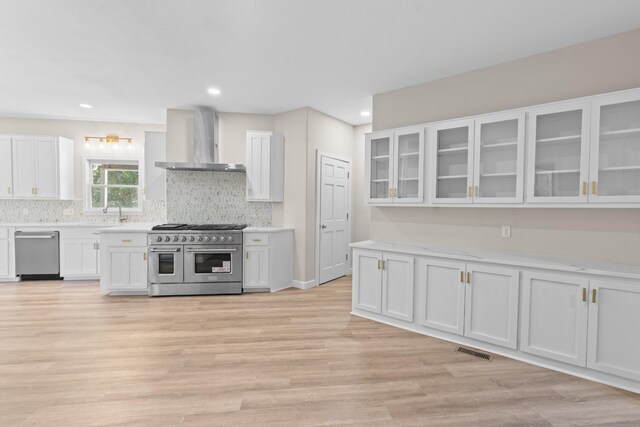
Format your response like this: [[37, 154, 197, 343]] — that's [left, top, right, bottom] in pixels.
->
[[85, 159, 141, 212]]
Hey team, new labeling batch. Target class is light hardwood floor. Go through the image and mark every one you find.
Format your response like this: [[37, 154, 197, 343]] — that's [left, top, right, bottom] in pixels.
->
[[0, 276, 639, 426]]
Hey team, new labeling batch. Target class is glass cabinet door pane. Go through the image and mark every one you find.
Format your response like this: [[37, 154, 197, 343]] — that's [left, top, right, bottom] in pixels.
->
[[478, 119, 518, 198], [370, 136, 391, 199], [396, 132, 420, 199], [436, 126, 470, 199], [596, 99, 640, 197], [533, 110, 582, 197]]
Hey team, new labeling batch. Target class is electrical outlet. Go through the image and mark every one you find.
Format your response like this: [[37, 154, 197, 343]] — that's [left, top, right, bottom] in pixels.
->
[[63, 208, 74, 216], [501, 225, 511, 238]]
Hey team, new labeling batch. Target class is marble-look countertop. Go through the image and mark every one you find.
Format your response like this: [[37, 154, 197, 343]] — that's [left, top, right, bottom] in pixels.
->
[[351, 240, 640, 281], [2, 222, 122, 228], [244, 226, 294, 233], [97, 223, 156, 233]]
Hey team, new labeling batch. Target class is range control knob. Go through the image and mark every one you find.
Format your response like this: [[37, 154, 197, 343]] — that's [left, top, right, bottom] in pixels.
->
[[173, 236, 179, 242], [197, 236, 203, 242], [165, 236, 171, 242], [226, 236, 233, 242], [156, 236, 163, 242], [205, 236, 211, 242], [181, 236, 187, 242], [189, 236, 195, 242], [212, 236, 218, 242]]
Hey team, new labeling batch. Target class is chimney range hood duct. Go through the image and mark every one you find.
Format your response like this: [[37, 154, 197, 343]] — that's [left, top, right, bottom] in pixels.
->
[[155, 110, 245, 172]]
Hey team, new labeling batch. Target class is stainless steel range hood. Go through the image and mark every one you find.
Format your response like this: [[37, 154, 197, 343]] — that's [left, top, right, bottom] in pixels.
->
[[155, 110, 246, 172]]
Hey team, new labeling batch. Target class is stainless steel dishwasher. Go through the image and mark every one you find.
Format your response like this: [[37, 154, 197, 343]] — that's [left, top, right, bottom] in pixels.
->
[[15, 231, 60, 276]]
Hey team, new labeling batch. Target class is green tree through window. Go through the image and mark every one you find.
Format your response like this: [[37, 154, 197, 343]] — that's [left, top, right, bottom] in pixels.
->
[[87, 160, 140, 210]]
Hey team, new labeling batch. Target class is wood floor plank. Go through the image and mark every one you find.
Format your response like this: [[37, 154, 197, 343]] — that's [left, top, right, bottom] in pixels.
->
[[0, 276, 638, 426]]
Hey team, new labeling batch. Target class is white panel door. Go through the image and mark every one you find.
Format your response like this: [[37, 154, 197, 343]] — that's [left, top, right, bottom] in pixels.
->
[[0, 137, 13, 198], [526, 101, 591, 203], [108, 248, 147, 290], [587, 279, 640, 382], [464, 264, 519, 349], [128, 249, 148, 290], [319, 155, 350, 284], [589, 91, 640, 203], [12, 136, 36, 198], [365, 131, 394, 204], [246, 132, 270, 201], [34, 137, 58, 198], [393, 126, 425, 203], [417, 258, 466, 335], [521, 272, 589, 366], [244, 246, 269, 288], [381, 253, 414, 322], [352, 250, 382, 314]]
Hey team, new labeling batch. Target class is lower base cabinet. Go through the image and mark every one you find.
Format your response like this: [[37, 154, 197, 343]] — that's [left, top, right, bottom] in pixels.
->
[[0, 227, 14, 279], [243, 229, 293, 292], [100, 233, 148, 294]]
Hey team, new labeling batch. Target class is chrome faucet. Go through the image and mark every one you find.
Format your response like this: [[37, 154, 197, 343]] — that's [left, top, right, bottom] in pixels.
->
[[103, 201, 127, 223]]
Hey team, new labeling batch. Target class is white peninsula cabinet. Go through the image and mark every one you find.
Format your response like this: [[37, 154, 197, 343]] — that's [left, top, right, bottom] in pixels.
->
[[351, 240, 640, 393], [246, 131, 284, 202], [365, 126, 425, 205], [430, 112, 525, 205], [59, 227, 102, 279], [100, 231, 148, 295], [243, 228, 293, 292]]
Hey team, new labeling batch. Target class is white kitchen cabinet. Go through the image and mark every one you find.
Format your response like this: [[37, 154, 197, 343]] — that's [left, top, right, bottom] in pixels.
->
[[526, 101, 591, 204], [60, 227, 102, 279], [246, 131, 284, 202], [352, 249, 414, 322], [417, 258, 466, 335], [588, 91, 640, 203], [587, 279, 640, 382], [0, 227, 15, 280], [0, 137, 13, 198], [100, 233, 148, 294], [144, 131, 166, 201], [365, 126, 425, 205], [242, 229, 293, 292], [9, 135, 74, 200], [521, 271, 589, 366]]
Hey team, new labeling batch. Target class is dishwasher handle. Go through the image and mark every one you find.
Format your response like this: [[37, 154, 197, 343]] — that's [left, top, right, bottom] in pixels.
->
[[15, 234, 57, 239]]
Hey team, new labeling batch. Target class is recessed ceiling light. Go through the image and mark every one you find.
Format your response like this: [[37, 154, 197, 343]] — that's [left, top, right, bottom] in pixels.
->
[[79, 103, 93, 109], [360, 111, 371, 117], [207, 87, 221, 95]]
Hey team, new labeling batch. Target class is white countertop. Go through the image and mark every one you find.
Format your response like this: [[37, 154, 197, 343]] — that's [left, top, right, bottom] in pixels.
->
[[97, 223, 156, 233], [3, 222, 122, 228], [351, 240, 640, 281], [244, 226, 294, 233]]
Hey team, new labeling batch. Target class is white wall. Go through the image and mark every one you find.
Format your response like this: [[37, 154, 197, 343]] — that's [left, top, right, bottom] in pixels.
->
[[371, 28, 640, 265], [218, 112, 274, 164]]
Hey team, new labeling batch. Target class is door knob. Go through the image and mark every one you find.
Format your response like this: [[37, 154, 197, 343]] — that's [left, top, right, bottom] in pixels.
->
[[320, 225, 327, 229]]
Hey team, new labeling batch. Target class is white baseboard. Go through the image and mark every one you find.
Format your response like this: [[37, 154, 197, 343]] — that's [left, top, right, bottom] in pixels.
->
[[292, 279, 317, 289], [0, 277, 19, 283]]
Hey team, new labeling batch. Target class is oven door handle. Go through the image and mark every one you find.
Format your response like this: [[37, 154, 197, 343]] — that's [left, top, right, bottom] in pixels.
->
[[149, 248, 181, 253], [185, 248, 238, 253]]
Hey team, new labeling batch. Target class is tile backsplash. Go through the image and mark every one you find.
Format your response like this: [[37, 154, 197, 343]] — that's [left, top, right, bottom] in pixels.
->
[[0, 199, 166, 223], [166, 170, 272, 226]]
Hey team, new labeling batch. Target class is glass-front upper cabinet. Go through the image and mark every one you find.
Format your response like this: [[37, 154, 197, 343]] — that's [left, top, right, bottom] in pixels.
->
[[366, 127, 425, 205], [473, 112, 525, 203], [589, 92, 640, 203], [430, 119, 475, 204], [526, 101, 591, 203]]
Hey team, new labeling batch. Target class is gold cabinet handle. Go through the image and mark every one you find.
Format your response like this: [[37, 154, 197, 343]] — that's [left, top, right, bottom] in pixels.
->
[[582, 288, 587, 302], [388, 188, 392, 198], [466, 272, 471, 284], [246, 252, 249, 259], [591, 181, 597, 195], [377, 259, 381, 270], [582, 181, 587, 195], [474, 186, 478, 197], [252, 239, 262, 242], [143, 253, 147, 261], [121, 239, 131, 243], [7, 187, 11, 194], [459, 271, 464, 283], [35, 187, 38, 195], [381, 260, 386, 270], [592, 289, 597, 304], [466, 186, 471, 197]]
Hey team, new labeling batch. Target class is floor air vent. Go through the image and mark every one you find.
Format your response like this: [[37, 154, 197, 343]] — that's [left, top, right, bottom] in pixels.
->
[[457, 346, 493, 361]]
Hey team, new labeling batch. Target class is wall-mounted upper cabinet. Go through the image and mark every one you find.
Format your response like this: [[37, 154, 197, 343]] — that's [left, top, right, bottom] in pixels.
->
[[365, 126, 425, 205], [246, 131, 284, 202], [430, 112, 525, 205], [1, 135, 74, 200]]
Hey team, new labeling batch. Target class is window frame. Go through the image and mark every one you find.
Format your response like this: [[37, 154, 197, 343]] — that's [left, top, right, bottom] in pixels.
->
[[84, 157, 143, 215]]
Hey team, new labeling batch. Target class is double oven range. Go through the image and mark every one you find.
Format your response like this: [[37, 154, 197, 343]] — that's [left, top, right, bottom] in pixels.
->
[[147, 224, 246, 296]]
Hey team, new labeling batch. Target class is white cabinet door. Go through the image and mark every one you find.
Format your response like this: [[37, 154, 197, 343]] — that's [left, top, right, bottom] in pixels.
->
[[107, 247, 147, 290], [430, 119, 475, 204], [12, 136, 36, 198], [365, 131, 394, 204], [0, 231, 10, 278], [473, 112, 525, 204], [393, 126, 425, 203], [352, 250, 383, 314], [244, 246, 269, 288], [381, 253, 414, 322], [0, 137, 13, 198], [61, 239, 99, 277], [464, 264, 519, 349], [589, 92, 640, 203], [587, 279, 640, 382], [246, 132, 271, 201], [417, 258, 466, 335], [144, 131, 166, 201], [521, 272, 589, 366], [526, 101, 591, 204], [34, 137, 58, 198]]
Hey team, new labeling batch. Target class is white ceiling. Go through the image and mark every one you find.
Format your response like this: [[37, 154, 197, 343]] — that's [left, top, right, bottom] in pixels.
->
[[1, 0, 640, 126]]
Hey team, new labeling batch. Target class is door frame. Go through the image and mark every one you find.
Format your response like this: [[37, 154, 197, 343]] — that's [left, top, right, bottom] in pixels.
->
[[315, 150, 352, 286]]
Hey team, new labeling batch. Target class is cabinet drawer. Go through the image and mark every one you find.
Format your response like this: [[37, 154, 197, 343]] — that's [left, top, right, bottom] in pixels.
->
[[244, 233, 269, 246], [60, 227, 103, 239], [104, 233, 147, 247]]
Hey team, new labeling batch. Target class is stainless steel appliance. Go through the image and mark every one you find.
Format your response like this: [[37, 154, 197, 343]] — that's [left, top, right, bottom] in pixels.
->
[[147, 224, 246, 296], [15, 231, 60, 277]]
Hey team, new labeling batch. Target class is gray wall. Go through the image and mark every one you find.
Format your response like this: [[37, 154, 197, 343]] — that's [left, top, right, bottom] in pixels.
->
[[370, 28, 640, 266]]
